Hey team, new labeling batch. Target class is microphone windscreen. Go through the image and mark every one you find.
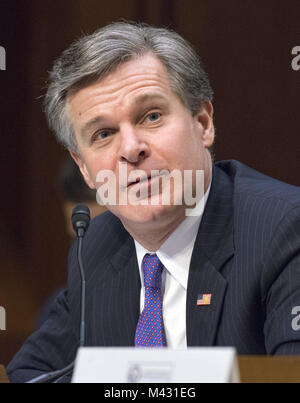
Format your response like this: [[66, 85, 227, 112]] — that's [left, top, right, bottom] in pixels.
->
[[71, 204, 91, 234]]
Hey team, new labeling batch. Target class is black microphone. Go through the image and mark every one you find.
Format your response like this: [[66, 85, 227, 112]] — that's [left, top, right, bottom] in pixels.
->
[[72, 204, 90, 238], [27, 204, 90, 383], [71, 204, 90, 348]]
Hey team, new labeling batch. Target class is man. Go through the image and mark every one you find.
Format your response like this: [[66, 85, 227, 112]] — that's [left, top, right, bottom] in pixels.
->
[[7, 21, 300, 382]]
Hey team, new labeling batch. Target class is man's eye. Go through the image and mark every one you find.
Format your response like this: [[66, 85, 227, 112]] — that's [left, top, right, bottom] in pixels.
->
[[94, 130, 111, 140], [146, 112, 161, 122]]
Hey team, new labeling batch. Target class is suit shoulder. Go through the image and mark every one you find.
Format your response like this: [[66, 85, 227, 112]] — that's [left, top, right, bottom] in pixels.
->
[[216, 159, 300, 208], [85, 210, 128, 247], [68, 210, 132, 284], [89, 210, 121, 232]]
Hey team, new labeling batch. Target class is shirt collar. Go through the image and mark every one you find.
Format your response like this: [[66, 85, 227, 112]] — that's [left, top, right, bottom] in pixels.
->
[[134, 182, 211, 290]]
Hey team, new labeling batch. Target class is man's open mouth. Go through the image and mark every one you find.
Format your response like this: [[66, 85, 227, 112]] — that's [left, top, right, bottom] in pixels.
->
[[127, 175, 151, 188]]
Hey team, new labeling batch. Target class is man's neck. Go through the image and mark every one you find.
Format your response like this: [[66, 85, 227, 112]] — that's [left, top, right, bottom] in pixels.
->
[[124, 212, 186, 251]]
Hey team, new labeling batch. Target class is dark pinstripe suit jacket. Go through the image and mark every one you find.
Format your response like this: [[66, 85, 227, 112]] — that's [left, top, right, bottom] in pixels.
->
[[7, 160, 300, 382]]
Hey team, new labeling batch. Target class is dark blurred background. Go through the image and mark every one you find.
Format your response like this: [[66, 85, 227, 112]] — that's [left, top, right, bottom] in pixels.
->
[[0, 0, 299, 365]]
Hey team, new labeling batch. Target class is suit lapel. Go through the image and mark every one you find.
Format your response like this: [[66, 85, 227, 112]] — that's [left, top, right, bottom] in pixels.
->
[[88, 224, 140, 347], [108, 235, 141, 346], [186, 164, 234, 346]]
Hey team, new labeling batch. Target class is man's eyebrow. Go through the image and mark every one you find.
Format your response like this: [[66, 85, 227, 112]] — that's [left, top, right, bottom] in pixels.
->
[[133, 93, 168, 105], [80, 116, 106, 136]]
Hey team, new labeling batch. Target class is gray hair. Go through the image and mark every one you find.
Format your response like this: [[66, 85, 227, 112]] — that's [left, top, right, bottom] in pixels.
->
[[44, 21, 213, 152]]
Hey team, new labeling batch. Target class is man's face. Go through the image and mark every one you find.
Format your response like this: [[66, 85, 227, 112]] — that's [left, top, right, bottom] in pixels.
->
[[67, 53, 214, 231]]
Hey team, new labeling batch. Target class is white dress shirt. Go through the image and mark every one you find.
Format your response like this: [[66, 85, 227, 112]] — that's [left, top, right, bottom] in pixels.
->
[[134, 184, 211, 349]]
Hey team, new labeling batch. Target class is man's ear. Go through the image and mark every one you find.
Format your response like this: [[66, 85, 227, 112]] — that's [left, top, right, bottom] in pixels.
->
[[194, 100, 215, 149], [69, 151, 96, 190]]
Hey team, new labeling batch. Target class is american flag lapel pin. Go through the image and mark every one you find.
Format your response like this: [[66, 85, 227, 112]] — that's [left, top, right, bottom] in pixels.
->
[[197, 293, 212, 306]]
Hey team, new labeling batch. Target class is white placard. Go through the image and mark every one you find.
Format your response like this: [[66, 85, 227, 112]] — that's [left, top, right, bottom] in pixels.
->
[[72, 347, 239, 383]]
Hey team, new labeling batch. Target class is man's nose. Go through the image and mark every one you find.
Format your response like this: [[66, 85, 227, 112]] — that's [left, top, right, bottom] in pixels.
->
[[118, 126, 150, 164]]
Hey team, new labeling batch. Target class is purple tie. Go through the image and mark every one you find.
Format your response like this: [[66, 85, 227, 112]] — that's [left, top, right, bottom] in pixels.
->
[[135, 254, 167, 347]]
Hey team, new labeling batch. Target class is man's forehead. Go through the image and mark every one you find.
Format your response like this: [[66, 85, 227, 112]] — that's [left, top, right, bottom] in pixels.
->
[[67, 59, 173, 118], [67, 53, 170, 99]]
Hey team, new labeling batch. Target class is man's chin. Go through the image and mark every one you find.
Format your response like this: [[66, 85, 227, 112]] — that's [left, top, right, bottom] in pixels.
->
[[107, 202, 182, 226]]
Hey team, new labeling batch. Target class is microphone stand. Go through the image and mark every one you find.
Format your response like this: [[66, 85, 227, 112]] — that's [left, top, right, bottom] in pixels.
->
[[27, 205, 89, 383]]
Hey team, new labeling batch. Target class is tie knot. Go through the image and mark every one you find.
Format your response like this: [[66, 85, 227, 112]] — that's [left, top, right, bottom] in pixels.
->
[[142, 254, 163, 289]]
